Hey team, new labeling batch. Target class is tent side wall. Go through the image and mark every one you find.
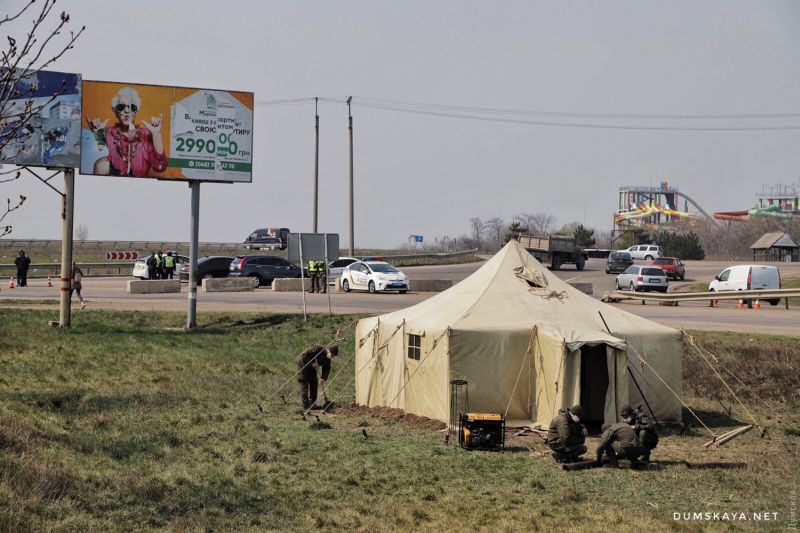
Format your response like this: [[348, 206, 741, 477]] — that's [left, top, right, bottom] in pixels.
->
[[449, 328, 536, 424], [355, 318, 450, 422], [623, 330, 682, 423]]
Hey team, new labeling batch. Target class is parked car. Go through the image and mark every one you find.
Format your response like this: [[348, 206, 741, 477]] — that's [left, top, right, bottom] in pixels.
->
[[625, 244, 664, 261], [132, 252, 188, 279], [179, 256, 233, 281], [615, 265, 669, 292], [708, 265, 781, 306], [244, 227, 290, 250], [229, 255, 304, 287], [605, 251, 634, 274], [652, 257, 686, 280], [340, 260, 409, 294], [327, 257, 359, 284]]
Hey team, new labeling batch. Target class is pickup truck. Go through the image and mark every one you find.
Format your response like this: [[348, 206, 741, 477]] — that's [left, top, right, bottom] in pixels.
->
[[517, 234, 588, 270]]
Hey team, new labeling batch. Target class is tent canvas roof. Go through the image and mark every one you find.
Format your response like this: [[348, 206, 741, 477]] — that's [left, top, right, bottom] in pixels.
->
[[377, 240, 676, 349]]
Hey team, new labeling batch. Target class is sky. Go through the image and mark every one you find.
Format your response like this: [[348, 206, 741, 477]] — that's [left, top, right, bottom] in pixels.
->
[[2, 0, 799, 248]]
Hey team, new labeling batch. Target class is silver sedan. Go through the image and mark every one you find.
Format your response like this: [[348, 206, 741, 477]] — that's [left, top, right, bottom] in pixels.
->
[[615, 265, 669, 292]]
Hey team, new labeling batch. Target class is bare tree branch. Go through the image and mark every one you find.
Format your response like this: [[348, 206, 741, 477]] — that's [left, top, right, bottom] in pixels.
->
[[0, 0, 82, 236]]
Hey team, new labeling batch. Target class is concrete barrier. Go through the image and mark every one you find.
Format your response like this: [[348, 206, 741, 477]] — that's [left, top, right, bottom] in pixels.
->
[[410, 279, 452, 292], [272, 278, 310, 292], [127, 280, 181, 294], [568, 282, 593, 295], [202, 278, 256, 292]]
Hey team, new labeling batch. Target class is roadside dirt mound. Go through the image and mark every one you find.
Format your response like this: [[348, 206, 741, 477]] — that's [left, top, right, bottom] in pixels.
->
[[334, 403, 446, 431]]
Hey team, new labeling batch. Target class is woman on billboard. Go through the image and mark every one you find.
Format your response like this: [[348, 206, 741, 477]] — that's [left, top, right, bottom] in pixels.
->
[[85, 87, 168, 177]]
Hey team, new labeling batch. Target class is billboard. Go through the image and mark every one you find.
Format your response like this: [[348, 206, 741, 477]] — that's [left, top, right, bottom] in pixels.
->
[[80, 80, 253, 182], [0, 69, 82, 168], [287, 233, 340, 263]]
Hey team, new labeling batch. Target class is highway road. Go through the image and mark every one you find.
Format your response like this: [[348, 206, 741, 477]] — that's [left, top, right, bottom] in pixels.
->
[[2, 258, 799, 336]]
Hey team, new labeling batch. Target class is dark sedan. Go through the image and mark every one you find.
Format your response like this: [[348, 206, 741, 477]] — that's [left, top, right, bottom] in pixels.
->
[[605, 251, 634, 274], [179, 256, 233, 281], [229, 255, 305, 288]]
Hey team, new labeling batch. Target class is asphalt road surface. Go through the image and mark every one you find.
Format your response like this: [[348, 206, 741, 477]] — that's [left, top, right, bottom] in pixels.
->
[[2, 258, 799, 336]]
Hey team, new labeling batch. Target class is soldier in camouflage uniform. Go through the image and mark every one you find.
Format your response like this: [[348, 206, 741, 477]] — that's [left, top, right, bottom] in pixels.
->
[[621, 404, 659, 462], [297, 344, 338, 410], [546, 405, 588, 463], [596, 422, 643, 469]]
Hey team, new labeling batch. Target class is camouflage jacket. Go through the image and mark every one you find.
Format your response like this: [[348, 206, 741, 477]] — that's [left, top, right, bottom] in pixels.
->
[[596, 423, 640, 455], [546, 408, 587, 451], [297, 345, 332, 380]]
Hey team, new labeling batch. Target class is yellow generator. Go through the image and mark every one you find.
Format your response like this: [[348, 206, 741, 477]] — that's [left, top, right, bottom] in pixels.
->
[[459, 412, 505, 450]]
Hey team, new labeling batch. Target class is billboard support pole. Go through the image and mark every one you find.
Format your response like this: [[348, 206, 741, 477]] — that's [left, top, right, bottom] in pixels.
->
[[347, 97, 354, 257], [59, 168, 75, 328], [313, 97, 319, 233], [186, 180, 200, 329]]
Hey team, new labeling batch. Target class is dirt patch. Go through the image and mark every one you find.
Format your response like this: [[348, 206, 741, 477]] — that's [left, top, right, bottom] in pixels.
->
[[332, 403, 446, 431]]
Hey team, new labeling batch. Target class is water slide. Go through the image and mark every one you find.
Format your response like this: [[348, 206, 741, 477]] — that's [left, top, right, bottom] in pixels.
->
[[713, 204, 793, 222]]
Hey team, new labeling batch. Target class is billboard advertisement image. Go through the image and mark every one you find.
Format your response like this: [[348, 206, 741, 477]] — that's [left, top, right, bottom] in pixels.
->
[[0, 70, 82, 168], [80, 81, 253, 182]]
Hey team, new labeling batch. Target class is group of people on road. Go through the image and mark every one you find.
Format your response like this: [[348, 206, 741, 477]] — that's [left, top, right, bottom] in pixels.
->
[[307, 260, 327, 293], [546, 403, 659, 469], [11, 251, 86, 308], [146, 251, 176, 280]]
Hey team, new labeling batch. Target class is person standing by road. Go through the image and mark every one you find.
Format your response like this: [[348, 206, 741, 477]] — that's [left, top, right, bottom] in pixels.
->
[[70, 261, 86, 309], [296, 344, 338, 410], [14, 250, 31, 287], [146, 251, 157, 280], [308, 260, 320, 293], [319, 261, 328, 294], [155, 251, 164, 279], [163, 251, 176, 279]]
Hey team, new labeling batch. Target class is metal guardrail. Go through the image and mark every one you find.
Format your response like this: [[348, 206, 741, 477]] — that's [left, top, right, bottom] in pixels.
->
[[0, 249, 480, 278], [601, 288, 800, 308], [0, 239, 244, 250], [0, 262, 135, 277]]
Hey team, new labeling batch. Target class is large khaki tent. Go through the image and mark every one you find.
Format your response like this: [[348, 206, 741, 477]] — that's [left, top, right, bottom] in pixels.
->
[[354, 240, 682, 426]]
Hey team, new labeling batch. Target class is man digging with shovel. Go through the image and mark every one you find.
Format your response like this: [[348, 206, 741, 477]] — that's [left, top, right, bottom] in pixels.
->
[[297, 344, 338, 411]]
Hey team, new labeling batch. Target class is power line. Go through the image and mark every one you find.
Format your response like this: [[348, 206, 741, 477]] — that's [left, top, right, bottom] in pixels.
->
[[253, 96, 800, 131]]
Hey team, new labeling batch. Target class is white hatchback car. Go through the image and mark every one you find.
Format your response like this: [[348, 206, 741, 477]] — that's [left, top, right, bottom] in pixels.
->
[[340, 261, 409, 294]]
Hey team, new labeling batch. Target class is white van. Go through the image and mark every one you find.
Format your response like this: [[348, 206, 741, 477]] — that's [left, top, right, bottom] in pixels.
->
[[708, 265, 781, 306]]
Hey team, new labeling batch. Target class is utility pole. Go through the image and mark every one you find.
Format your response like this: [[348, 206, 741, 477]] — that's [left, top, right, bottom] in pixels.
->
[[313, 97, 319, 233], [347, 96, 354, 257]]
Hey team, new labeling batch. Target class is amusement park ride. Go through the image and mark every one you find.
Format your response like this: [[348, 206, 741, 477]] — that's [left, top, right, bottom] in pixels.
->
[[613, 181, 800, 238]]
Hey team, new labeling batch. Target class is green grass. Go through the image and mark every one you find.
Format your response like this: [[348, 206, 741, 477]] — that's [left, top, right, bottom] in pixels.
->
[[0, 310, 797, 530]]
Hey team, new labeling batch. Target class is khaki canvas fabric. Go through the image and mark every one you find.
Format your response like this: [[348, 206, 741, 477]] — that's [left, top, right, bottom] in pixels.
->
[[354, 240, 682, 425]]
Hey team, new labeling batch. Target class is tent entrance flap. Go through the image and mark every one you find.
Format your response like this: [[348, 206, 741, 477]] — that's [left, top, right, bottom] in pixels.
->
[[580, 344, 610, 430]]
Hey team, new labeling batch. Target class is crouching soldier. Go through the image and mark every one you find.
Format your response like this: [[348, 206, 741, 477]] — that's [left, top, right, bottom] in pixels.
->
[[621, 404, 659, 462], [546, 405, 588, 463], [596, 422, 643, 469], [297, 344, 338, 410]]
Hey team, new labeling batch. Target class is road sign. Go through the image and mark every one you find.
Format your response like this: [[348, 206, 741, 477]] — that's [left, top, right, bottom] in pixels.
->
[[106, 251, 140, 260], [414, 235, 424, 243]]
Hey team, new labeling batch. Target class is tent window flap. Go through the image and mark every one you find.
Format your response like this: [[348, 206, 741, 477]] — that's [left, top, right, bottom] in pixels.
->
[[407, 334, 421, 360]]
